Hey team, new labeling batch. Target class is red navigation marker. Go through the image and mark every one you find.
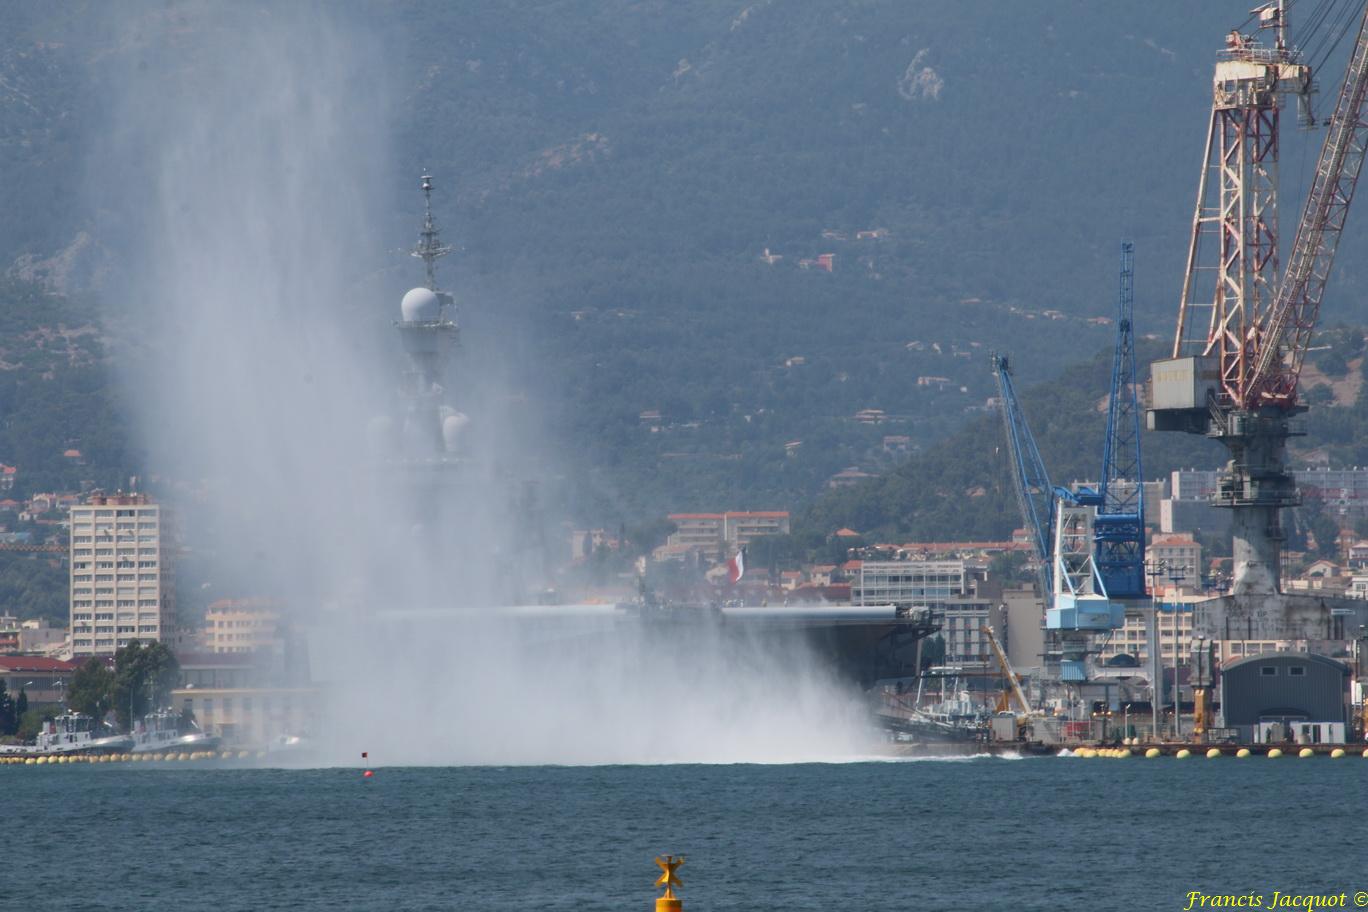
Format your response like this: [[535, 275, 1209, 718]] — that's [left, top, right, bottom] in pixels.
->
[[363, 769, 374, 778]]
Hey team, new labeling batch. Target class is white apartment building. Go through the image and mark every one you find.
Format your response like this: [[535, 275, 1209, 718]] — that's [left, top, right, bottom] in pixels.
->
[[1099, 599, 1303, 668], [1149, 533, 1203, 590], [852, 560, 969, 604], [852, 560, 997, 663], [69, 493, 172, 656], [662, 511, 791, 559], [206, 600, 282, 654], [1100, 607, 1195, 665]]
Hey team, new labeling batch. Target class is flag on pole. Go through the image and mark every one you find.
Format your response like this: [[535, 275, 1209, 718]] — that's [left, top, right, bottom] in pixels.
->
[[727, 548, 745, 584]]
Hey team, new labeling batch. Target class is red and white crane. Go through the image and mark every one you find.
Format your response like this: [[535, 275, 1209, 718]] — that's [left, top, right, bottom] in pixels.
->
[[1150, 0, 1368, 633]]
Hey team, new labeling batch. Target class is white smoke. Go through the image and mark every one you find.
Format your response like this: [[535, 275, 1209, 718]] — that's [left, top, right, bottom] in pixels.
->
[[89, 1, 880, 766]]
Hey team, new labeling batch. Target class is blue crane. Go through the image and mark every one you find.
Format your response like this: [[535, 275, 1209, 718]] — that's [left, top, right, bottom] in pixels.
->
[[992, 353, 1057, 595], [994, 350, 1123, 685], [1092, 241, 1146, 598]]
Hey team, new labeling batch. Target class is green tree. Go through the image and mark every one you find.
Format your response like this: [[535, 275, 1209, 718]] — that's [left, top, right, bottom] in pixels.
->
[[989, 550, 1029, 585], [17, 705, 60, 741], [0, 679, 15, 736], [920, 634, 946, 671], [15, 688, 27, 721], [66, 657, 115, 724], [112, 640, 181, 731]]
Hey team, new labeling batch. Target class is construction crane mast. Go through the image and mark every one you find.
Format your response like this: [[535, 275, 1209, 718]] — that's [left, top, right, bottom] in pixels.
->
[[1092, 242, 1146, 599], [992, 354, 1056, 596], [1150, 1, 1368, 638]]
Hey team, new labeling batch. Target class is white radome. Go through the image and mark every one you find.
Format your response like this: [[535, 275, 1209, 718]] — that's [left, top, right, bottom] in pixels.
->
[[400, 287, 441, 322], [442, 412, 470, 452]]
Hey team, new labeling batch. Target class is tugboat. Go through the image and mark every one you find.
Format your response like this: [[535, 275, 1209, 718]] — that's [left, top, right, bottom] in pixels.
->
[[0, 711, 135, 756], [131, 709, 221, 754]]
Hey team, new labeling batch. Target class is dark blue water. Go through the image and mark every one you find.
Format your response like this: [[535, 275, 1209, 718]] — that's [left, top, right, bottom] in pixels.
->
[[5, 755, 1365, 911]]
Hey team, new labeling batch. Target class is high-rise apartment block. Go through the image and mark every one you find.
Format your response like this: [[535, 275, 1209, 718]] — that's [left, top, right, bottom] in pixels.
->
[[69, 493, 172, 656]]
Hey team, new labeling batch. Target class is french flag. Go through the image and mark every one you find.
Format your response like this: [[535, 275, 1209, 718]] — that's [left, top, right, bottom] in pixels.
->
[[727, 548, 745, 584]]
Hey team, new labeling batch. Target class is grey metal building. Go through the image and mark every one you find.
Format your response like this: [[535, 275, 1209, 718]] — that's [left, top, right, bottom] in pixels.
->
[[1219, 653, 1350, 744]]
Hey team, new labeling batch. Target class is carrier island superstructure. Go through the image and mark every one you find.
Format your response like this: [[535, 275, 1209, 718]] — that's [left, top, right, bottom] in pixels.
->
[[372, 177, 940, 685]]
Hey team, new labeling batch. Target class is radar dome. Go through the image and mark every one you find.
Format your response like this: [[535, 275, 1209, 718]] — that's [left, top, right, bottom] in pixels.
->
[[401, 287, 441, 322], [442, 412, 470, 452]]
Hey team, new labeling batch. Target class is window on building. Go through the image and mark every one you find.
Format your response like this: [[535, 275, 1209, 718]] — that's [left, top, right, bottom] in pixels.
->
[[1261, 666, 1278, 676], [1289, 666, 1306, 677]]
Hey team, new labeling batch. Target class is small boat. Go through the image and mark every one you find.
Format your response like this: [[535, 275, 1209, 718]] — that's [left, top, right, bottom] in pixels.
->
[[877, 685, 987, 743], [0, 711, 134, 756], [131, 709, 222, 754]]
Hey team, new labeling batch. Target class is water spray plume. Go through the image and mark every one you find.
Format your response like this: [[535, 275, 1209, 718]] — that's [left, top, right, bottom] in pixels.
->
[[91, 1, 875, 766]]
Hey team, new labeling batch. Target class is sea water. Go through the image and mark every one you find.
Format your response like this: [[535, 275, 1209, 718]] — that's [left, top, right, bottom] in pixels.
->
[[4, 756, 1364, 911]]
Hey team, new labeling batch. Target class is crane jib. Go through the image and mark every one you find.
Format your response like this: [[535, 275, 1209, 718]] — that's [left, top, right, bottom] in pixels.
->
[[1249, 7, 1368, 406]]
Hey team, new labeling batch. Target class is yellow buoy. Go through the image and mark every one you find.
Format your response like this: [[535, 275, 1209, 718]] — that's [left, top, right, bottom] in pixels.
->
[[238, 750, 251, 760], [1176, 749, 1191, 759], [1145, 747, 1161, 758], [654, 855, 684, 912], [1206, 748, 1221, 759], [1118, 748, 1132, 758], [1331, 748, 1346, 758], [1299, 747, 1314, 758], [24, 757, 35, 765], [1268, 748, 1283, 758], [1237, 748, 1251, 758]]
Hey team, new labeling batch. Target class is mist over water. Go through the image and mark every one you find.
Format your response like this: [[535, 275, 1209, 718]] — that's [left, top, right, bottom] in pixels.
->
[[90, 2, 876, 765]]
